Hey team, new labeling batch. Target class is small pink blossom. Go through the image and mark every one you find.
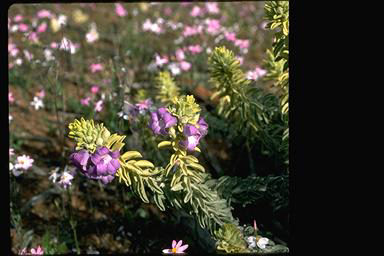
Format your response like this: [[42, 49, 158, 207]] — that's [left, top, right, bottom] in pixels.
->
[[188, 45, 202, 54], [206, 19, 221, 35], [235, 39, 250, 49], [36, 89, 45, 98], [50, 42, 58, 48], [205, 2, 220, 14], [236, 56, 244, 65], [164, 7, 172, 16], [155, 54, 169, 66], [30, 245, 44, 255], [9, 44, 19, 57], [162, 240, 189, 254], [37, 22, 47, 33], [179, 61, 191, 71], [135, 99, 152, 111], [15, 155, 34, 170], [80, 96, 91, 106], [175, 48, 185, 61], [9, 92, 15, 103], [10, 148, 15, 157], [94, 100, 103, 112], [90, 85, 100, 94], [190, 6, 203, 17], [28, 32, 39, 43], [115, 3, 127, 17], [225, 32, 237, 42], [90, 63, 103, 73], [182, 26, 201, 37], [19, 23, 29, 32], [37, 9, 52, 18], [58, 171, 74, 189], [246, 66, 267, 81], [14, 15, 23, 22]]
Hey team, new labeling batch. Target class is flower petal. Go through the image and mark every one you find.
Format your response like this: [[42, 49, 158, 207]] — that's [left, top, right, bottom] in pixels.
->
[[96, 163, 107, 175], [177, 244, 188, 252], [91, 153, 102, 165], [162, 249, 172, 254], [96, 146, 109, 156], [172, 240, 177, 248], [176, 240, 183, 249], [110, 150, 120, 159], [183, 124, 198, 136]]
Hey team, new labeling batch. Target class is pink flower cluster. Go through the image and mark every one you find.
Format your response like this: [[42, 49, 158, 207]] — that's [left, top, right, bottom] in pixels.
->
[[19, 245, 44, 255]]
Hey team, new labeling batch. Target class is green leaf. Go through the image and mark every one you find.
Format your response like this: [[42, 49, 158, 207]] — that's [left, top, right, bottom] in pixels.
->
[[121, 151, 142, 161], [158, 140, 172, 149]]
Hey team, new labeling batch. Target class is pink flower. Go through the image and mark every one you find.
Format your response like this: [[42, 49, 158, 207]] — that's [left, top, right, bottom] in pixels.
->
[[9, 92, 15, 103], [94, 100, 103, 112], [235, 39, 250, 49], [36, 89, 45, 98], [28, 32, 39, 43], [90, 85, 100, 94], [188, 45, 202, 54], [162, 240, 189, 254], [155, 54, 169, 66], [10, 148, 15, 157], [14, 155, 34, 170], [19, 23, 29, 32], [30, 245, 44, 255], [80, 96, 91, 106], [236, 56, 244, 65], [182, 26, 201, 37], [175, 48, 185, 61], [9, 44, 19, 57], [190, 6, 203, 17], [246, 66, 267, 81], [37, 9, 52, 18], [115, 3, 127, 17], [179, 61, 191, 71], [206, 19, 221, 35], [205, 2, 219, 14], [14, 15, 23, 22], [50, 42, 58, 48], [164, 7, 172, 16], [225, 32, 237, 42], [90, 63, 103, 73], [37, 22, 47, 33]]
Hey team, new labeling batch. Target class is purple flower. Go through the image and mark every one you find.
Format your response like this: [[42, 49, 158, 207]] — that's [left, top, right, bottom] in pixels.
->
[[149, 107, 178, 136], [179, 117, 208, 151], [70, 147, 120, 184]]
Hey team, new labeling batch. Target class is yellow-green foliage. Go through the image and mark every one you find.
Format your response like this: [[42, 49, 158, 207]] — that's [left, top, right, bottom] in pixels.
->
[[68, 118, 111, 153], [263, 1, 289, 165], [168, 95, 201, 125], [215, 223, 249, 253], [155, 71, 180, 105]]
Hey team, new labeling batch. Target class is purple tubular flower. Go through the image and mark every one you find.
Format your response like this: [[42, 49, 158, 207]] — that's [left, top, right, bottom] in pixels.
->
[[179, 117, 209, 151], [149, 107, 178, 135], [69, 146, 120, 184], [69, 149, 90, 171], [197, 117, 208, 136], [180, 124, 200, 151]]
